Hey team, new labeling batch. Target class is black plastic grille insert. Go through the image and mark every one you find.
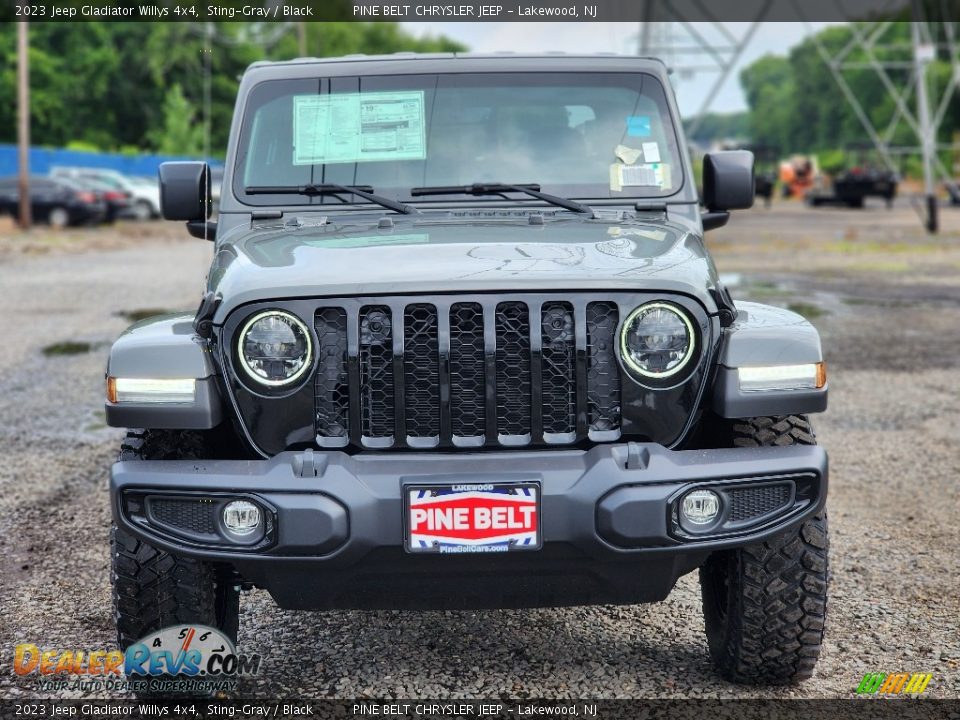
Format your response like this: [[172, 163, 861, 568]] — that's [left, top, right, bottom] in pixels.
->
[[313, 297, 624, 449]]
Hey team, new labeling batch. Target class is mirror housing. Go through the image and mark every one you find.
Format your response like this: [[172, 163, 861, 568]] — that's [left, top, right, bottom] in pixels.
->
[[702, 151, 755, 213], [159, 161, 212, 221]]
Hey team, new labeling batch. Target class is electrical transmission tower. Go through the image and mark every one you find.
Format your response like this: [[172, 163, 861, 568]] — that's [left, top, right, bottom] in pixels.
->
[[636, 3, 773, 138], [794, 8, 960, 232], [637, 1, 958, 233]]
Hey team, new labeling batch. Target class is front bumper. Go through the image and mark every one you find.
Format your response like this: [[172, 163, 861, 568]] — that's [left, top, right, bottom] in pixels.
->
[[111, 443, 827, 610]]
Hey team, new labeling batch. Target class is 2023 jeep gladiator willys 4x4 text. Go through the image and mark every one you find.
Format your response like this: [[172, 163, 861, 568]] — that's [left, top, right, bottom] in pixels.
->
[[105, 54, 828, 685]]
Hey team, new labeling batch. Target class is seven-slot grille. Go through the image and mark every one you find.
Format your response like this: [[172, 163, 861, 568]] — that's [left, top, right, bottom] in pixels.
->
[[314, 298, 621, 449]]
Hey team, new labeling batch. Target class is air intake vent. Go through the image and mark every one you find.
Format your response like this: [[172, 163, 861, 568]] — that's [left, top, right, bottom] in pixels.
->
[[728, 484, 792, 522]]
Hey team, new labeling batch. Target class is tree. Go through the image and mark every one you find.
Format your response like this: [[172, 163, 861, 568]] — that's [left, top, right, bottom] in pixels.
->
[[739, 54, 795, 154], [739, 21, 960, 169], [0, 19, 466, 156], [149, 84, 205, 156]]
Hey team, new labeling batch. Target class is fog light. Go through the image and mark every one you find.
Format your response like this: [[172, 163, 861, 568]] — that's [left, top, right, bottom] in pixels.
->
[[681, 490, 720, 526], [222, 501, 261, 536]]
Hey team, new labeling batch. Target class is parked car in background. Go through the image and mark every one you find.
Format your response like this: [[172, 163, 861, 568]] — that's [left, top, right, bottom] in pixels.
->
[[68, 176, 131, 222], [50, 167, 161, 220], [0, 175, 106, 227], [128, 175, 160, 192]]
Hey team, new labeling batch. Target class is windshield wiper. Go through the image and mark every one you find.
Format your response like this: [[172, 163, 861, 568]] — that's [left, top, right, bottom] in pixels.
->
[[410, 183, 592, 216], [245, 183, 419, 215]]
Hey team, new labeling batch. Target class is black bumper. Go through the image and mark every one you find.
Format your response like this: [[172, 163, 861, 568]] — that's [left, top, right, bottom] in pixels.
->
[[110, 443, 828, 610]]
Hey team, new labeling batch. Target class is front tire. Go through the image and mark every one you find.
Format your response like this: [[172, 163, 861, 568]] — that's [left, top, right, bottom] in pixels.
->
[[699, 415, 829, 684], [111, 430, 240, 688], [112, 525, 240, 649]]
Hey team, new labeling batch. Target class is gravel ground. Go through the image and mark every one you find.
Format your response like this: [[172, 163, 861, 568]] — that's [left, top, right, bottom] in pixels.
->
[[0, 205, 958, 700]]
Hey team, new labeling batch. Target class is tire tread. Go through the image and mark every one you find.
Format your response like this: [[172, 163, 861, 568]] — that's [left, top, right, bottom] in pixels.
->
[[700, 415, 829, 684], [112, 430, 239, 651]]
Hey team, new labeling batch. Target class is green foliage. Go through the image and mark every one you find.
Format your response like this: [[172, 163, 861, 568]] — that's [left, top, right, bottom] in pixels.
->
[[817, 148, 847, 175], [739, 54, 795, 154], [0, 17, 466, 156], [738, 21, 960, 177], [64, 140, 101, 153], [148, 84, 206, 156], [684, 111, 750, 144]]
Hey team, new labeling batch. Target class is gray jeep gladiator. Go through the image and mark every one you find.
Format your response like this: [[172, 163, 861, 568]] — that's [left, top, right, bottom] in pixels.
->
[[106, 54, 828, 684]]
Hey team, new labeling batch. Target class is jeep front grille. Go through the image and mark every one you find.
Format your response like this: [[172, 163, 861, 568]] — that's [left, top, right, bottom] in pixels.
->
[[313, 296, 622, 449]]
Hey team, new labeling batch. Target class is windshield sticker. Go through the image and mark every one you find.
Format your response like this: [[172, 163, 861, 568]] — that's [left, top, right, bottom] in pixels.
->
[[620, 164, 661, 187], [626, 115, 652, 137], [615, 144, 642, 165], [304, 233, 429, 249], [611, 163, 667, 190], [293, 91, 426, 165], [641, 142, 661, 163]]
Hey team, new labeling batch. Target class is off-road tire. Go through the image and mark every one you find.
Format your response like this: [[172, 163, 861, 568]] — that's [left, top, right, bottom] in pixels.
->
[[699, 415, 828, 684], [112, 430, 240, 653]]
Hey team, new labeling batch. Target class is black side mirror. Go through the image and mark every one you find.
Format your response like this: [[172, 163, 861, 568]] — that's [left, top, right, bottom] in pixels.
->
[[159, 161, 216, 240], [702, 151, 754, 231]]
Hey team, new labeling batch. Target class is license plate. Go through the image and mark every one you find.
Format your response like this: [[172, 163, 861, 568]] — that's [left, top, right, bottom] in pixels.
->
[[404, 482, 541, 554]]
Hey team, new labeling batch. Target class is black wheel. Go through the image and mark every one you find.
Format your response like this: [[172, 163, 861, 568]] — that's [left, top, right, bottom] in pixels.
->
[[112, 430, 240, 689], [699, 415, 828, 684]]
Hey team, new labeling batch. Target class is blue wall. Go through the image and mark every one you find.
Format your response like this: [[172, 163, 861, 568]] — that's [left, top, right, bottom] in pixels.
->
[[0, 144, 222, 178]]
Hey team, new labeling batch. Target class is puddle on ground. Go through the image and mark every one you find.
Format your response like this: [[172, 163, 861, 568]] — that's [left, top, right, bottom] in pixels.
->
[[729, 276, 847, 321], [42, 341, 93, 356]]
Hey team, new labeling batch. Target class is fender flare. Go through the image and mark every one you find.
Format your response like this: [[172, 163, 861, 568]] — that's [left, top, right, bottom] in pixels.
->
[[105, 313, 223, 429], [712, 302, 827, 418]]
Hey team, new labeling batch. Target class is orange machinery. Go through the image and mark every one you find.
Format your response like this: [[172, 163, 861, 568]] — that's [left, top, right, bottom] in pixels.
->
[[779, 155, 819, 198]]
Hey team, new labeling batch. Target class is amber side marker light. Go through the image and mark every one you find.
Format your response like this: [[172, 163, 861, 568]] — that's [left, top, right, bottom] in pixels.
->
[[106, 377, 196, 404], [738, 362, 827, 392]]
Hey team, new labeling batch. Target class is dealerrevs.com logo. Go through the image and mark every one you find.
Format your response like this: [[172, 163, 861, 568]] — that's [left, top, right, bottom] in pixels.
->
[[856, 672, 933, 696], [14, 625, 261, 694]]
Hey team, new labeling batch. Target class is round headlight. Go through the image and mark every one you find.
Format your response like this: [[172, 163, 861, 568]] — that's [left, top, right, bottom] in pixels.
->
[[620, 302, 696, 379], [237, 310, 312, 386]]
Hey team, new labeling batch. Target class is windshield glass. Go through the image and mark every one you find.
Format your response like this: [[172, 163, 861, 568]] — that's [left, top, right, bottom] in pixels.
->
[[235, 72, 683, 207]]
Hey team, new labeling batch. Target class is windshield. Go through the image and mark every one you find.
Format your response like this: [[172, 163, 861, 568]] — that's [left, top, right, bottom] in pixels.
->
[[234, 72, 683, 208]]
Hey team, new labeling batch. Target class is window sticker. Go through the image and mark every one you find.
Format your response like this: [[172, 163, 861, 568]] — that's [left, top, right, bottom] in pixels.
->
[[620, 164, 659, 186], [610, 163, 669, 191], [626, 115, 652, 137], [615, 144, 642, 165], [293, 91, 426, 165], [641, 142, 661, 163]]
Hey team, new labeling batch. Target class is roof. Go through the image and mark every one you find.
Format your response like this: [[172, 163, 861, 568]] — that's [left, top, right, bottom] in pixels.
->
[[240, 53, 672, 85]]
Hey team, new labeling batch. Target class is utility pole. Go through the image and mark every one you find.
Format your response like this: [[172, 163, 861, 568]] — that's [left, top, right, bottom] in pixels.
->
[[912, 16, 937, 233], [17, 21, 31, 230]]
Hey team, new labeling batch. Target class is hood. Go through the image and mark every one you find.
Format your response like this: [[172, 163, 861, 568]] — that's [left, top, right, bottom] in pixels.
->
[[209, 214, 720, 323]]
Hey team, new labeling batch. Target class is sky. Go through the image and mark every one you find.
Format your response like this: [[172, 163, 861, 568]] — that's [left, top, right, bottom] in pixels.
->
[[404, 22, 840, 116]]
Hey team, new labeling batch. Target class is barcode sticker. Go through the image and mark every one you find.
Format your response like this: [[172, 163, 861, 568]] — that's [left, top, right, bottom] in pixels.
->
[[619, 164, 661, 187]]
